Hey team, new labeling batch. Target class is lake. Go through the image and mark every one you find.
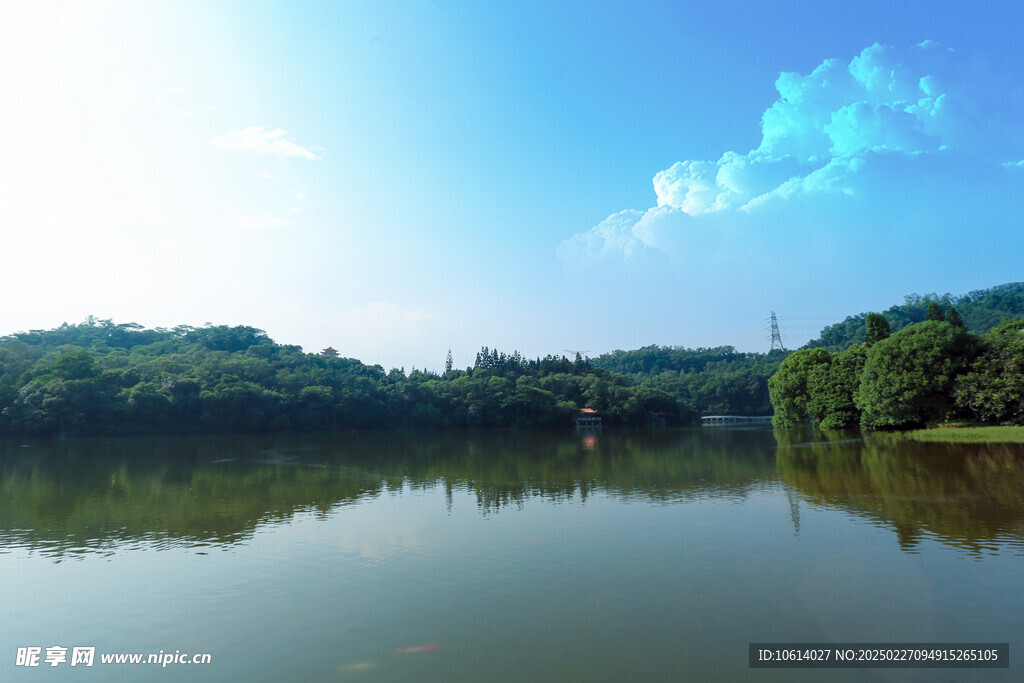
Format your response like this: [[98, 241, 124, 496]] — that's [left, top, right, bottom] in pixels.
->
[[1, 427, 1022, 681]]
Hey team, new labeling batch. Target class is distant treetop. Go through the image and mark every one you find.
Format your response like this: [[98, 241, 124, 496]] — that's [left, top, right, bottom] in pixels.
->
[[802, 282, 1024, 352]]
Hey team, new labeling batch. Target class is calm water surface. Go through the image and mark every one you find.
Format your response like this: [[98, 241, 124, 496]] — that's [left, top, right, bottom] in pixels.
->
[[1, 427, 1023, 681]]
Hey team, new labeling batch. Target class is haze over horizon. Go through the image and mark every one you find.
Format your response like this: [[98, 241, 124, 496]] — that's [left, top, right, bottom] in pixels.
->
[[3, 1, 1022, 371]]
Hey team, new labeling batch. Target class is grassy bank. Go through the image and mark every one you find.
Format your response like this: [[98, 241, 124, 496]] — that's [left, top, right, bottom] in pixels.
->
[[904, 425, 1024, 443]]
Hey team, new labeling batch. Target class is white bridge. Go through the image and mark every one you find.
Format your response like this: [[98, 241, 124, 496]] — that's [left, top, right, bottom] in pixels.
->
[[701, 415, 773, 426]]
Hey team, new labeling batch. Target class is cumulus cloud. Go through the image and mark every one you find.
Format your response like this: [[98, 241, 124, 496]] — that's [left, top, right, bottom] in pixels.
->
[[210, 126, 320, 160], [560, 41, 1024, 266], [556, 210, 647, 268]]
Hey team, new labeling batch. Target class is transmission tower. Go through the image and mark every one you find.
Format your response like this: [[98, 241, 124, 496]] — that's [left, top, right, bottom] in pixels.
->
[[769, 311, 786, 351]]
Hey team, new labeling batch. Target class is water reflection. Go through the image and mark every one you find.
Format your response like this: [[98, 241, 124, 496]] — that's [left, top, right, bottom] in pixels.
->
[[3, 427, 1024, 559], [775, 428, 1024, 555], [0, 430, 775, 558]]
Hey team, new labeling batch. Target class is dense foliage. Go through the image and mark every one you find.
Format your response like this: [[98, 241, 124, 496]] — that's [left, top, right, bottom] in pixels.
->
[[768, 345, 867, 428], [0, 320, 694, 436], [813, 344, 867, 428], [855, 321, 979, 428], [591, 346, 784, 415], [953, 320, 1024, 424], [804, 282, 1024, 351], [7, 282, 1024, 436], [767, 349, 832, 426], [769, 316, 1024, 429]]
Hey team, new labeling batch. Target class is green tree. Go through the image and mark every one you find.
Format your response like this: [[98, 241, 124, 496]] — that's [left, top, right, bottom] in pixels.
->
[[49, 349, 101, 380], [810, 344, 867, 428], [954, 320, 1024, 424], [865, 313, 890, 345], [856, 321, 979, 428], [7, 378, 120, 434], [768, 348, 832, 426], [926, 301, 945, 322], [946, 305, 965, 329]]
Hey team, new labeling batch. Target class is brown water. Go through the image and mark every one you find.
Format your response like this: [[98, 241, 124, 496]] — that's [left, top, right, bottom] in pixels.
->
[[1, 427, 1022, 680]]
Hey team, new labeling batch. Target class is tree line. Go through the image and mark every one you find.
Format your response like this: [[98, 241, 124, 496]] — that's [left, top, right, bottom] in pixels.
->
[[593, 282, 1024, 418], [0, 319, 695, 436], [4, 282, 1023, 436], [803, 282, 1024, 352], [590, 346, 784, 415], [769, 302, 1024, 429]]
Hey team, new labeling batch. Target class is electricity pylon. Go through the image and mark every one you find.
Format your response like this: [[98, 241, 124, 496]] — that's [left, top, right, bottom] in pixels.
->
[[769, 312, 786, 351]]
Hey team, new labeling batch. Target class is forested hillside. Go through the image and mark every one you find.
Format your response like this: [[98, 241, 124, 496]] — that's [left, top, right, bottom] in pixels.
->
[[803, 282, 1024, 352], [0, 320, 693, 436], [591, 283, 1024, 418], [591, 346, 785, 415], [4, 283, 1022, 436]]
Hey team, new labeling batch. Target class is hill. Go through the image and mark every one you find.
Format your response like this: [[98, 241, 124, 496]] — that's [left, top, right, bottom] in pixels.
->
[[802, 282, 1024, 352], [590, 346, 785, 416], [590, 282, 1024, 417], [0, 321, 694, 436]]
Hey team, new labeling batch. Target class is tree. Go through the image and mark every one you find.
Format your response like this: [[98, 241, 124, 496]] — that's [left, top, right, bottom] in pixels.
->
[[856, 321, 979, 428], [810, 344, 867, 428], [804, 283, 1024, 352], [865, 313, 890, 345], [768, 349, 832, 426], [445, 349, 453, 375], [6, 377, 119, 434], [954, 320, 1024, 423], [49, 349, 101, 380], [946, 305, 965, 329], [926, 301, 945, 321]]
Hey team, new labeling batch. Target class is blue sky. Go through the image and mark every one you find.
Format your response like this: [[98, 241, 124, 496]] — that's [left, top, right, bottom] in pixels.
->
[[2, 1, 1023, 370]]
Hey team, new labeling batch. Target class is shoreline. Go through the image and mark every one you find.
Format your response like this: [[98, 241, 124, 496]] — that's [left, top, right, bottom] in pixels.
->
[[904, 425, 1024, 444]]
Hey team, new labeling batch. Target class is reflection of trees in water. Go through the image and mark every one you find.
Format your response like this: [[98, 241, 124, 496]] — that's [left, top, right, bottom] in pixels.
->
[[397, 428, 778, 512], [0, 435, 390, 556], [774, 428, 1024, 554], [12, 428, 1024, 558], [0, 429, 778, 556]]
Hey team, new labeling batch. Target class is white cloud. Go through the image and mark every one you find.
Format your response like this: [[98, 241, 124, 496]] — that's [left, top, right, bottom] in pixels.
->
[[256, 171, 275, 180], [559, 41, 1024, 267], [210, 126, 320, 160], [288, 207, 303, 215], [293, 190, 306, 202], [741, 157, 864, 211], [236, 215, 289, 229], [556, 210, 648, 271]]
